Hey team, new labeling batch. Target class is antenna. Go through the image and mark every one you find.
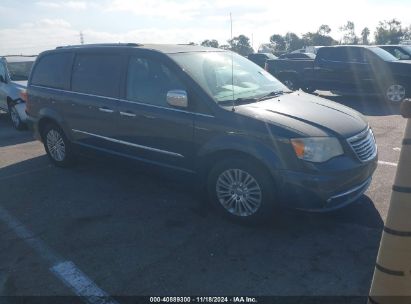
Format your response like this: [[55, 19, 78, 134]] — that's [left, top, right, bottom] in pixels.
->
[[230, 13, 235, 112], [80, 31, 84, 45]]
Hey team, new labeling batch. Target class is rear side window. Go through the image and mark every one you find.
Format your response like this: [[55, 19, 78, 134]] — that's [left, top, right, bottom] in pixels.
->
[[71, 53, 122, 98], [345, 48, 366, 63], [320, 48, 348, 61], [31, 53, 72, 89]]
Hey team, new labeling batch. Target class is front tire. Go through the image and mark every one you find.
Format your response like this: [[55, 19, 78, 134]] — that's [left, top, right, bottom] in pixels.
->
[[207, 157, 277, 223], [385, 84, 406, 103], [8, 103, 25, 130], [42, 123, 74, 167]]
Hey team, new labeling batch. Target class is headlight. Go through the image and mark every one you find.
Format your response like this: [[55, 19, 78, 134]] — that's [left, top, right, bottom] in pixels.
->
[[290, 137, 344, 163]]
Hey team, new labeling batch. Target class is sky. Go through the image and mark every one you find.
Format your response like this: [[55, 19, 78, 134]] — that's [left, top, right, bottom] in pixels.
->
[[1, 0, 411, 55]]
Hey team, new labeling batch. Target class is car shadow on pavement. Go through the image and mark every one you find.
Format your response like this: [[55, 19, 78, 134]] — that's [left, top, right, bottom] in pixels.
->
[[272, 195, 383, 230], [0, 113, 34, 147], [0, 155, 384, 296], [314, 92, 401, 116]]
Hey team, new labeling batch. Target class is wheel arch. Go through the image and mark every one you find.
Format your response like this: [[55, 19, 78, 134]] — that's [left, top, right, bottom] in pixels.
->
[[197, 136, 282, 182], [37, 109, 71, 141]]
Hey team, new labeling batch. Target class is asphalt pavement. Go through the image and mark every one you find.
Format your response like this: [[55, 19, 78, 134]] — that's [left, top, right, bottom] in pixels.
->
[[0, 93, 406, 300]]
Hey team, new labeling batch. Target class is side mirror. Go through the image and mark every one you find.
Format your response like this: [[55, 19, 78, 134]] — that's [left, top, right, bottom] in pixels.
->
[[167, 90, 188, 108]]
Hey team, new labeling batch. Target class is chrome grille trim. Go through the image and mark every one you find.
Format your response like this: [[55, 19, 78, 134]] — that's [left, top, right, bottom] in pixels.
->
[[347, 128, 377, 162]]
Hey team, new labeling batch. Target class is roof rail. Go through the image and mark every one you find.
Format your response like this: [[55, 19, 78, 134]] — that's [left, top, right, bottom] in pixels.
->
[[1, 54, 37, 57], [55, 43, 142, 49]]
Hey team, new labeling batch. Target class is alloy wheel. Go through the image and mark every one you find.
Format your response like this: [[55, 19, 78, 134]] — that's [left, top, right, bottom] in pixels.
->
[[46, 129, 66, 162], [386, 84, 406, 103], [216, 168, 262, 217]]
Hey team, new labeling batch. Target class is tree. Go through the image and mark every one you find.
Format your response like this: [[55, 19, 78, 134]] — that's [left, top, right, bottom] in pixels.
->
[[340, 21, 359, 44], [227, 35, 254, 56], [375, 19, 404, 44], [201, 39, 219, 48], [284, 32, 304, 52], [269, 34, 286, 52], [258, 43, 276, 54], [219, 44, 230, 50], [318, 24, 331, 36], [302, 32, 337, 46], [403, 26, 411, 41], [300, 25, 337, 47], [361, 27, 371, 45]]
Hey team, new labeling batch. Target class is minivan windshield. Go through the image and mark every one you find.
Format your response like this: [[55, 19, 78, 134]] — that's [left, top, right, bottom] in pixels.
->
[[170, 51, 288, 104]]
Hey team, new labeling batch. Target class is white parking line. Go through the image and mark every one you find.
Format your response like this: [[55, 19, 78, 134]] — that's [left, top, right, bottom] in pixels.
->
[[0, 205, 118, 304], [378, 161, 398, 167]]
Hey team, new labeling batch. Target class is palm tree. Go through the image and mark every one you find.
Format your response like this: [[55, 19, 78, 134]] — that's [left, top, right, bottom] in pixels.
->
[[361, 27, 371, 45]]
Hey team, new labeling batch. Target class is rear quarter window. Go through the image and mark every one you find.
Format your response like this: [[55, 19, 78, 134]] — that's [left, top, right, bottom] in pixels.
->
[[31, 52, 72, 89]]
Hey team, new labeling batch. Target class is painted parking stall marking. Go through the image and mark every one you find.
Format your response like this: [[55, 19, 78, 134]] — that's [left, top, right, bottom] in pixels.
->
[[0, 205, 118, 304], [378, 161, 398, 167]]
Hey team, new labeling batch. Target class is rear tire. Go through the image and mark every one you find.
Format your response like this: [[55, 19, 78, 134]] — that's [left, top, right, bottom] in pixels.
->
[[42, 123, 75, 167], [207, 157, 277, 223], [8, 103, 26, 130]]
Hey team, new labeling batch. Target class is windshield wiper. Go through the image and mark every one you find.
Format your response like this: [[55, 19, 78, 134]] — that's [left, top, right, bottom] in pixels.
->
[[218, 90, 291, 106], [256, 90, 291, 102], [218, 97, 257, 106]]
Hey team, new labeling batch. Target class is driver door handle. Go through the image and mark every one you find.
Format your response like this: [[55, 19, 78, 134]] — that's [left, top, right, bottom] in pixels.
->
[[120, 111, 136, 117]]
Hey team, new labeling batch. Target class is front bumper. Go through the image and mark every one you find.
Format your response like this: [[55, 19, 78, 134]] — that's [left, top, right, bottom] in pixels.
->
[[278, 156, 378, 211]]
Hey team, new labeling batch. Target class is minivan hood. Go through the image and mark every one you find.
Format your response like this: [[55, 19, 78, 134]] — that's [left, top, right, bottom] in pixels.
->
[[235, 92, 368, 138]]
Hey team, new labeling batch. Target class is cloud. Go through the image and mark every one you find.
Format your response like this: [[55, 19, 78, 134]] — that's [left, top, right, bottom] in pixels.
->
[[36, 1, 88, 10], [1, 0, 411, 55], [38, 18, 72, 28], [0, 19, 77, 55], [105, 0, 210, 20]]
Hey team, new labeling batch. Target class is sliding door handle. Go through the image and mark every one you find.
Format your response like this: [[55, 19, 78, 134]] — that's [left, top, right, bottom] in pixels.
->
[[99, 107, 114, 113], [120, 111, 136, 117]]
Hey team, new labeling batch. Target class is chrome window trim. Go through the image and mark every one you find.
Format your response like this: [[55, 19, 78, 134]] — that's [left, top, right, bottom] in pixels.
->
[[30, 84, 215, 118], [71, 129, 184, 158]]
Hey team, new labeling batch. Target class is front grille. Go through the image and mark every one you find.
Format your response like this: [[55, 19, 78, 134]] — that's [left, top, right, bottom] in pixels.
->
[[347, 128, 377, 162]]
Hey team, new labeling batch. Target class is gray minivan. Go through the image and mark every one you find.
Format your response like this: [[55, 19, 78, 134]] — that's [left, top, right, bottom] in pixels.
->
[[25, 44, 377, 222]]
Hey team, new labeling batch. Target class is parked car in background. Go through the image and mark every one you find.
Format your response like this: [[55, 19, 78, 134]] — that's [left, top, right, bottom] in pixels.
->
[[279, 52, 316, 60], [26, 43, 377, 223], [247, 52, 277, 68], [0, 55, 36, 129], [378, 45, 411, 60], [265, 45, 411, 103]]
